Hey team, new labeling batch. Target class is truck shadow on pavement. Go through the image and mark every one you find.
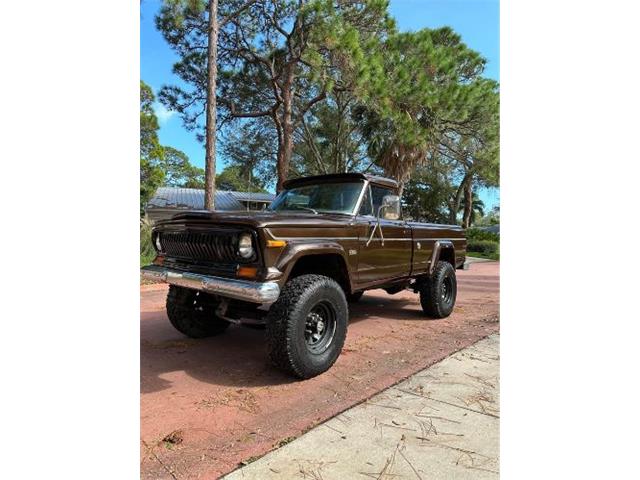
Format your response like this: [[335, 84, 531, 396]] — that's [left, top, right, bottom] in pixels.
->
[[140, 293, 439, 394]]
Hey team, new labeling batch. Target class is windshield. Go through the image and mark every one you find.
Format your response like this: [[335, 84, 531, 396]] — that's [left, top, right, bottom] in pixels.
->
[[269, 181, 364, 215]]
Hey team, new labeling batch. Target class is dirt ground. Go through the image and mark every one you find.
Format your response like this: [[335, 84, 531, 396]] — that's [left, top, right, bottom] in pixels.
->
[[140, 261, 499, 479]]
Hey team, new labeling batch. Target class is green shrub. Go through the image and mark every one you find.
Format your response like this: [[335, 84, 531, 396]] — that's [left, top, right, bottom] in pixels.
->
[[466, 228, 500, 243], [467, 239, 499, 255], [140, 217, 156, 266]]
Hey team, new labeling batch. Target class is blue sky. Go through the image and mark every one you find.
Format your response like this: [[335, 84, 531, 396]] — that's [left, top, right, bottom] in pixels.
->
[[141, 0, 499, 209]]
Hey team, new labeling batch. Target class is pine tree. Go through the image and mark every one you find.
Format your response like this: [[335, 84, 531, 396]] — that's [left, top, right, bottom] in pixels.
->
[[354, 27, 499, 196], [157, 0, 392, 192], [140, 81, 165, 215]]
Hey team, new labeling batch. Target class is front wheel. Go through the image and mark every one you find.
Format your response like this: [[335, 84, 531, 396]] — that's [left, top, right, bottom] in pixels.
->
[[419, 261, 457, 318], [166, 286, 230, 338], [266, 274, 348, 379]]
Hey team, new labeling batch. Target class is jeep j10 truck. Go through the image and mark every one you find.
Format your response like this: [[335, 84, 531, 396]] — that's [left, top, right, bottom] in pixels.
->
[[142, 173, 466, 379]]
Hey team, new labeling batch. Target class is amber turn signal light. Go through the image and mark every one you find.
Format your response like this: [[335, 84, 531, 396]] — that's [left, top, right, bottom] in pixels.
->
[[152, 255, 165, 266], [237, 266, 258, 278], [266, 240, 287, 248]]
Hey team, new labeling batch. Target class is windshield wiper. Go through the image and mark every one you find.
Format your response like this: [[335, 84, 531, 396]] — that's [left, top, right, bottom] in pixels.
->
[[274, 204, 319, 214], [297, 206, 318, 214]]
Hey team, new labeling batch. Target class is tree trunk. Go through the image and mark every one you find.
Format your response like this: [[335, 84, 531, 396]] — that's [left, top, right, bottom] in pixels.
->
[[462, 179, 473, 229], [204, 0, 219, 210], [276, 70, 295, 192], [277, 120, 294, 192], [448, 173, 469, 224]]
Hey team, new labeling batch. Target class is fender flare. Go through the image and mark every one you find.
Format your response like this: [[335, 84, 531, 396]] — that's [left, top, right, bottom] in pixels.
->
[[429, 240, 455, 275], [274, 241, 353, 288]]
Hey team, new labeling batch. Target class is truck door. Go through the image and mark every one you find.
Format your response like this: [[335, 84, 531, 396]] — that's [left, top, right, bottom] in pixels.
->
[[356, 184, 412, 286]]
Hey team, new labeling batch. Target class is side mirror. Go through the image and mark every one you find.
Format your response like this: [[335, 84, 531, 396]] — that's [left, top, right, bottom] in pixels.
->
[[379, 195, 401, 220]]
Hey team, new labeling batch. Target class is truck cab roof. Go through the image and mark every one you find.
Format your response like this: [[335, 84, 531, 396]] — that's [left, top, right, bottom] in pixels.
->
[[282, 173, 399, 191]]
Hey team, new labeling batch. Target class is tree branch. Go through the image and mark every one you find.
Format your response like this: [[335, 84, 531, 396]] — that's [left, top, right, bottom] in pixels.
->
[[219, 0, 258, 28], [219, 98, 275, 118], [297, 89, 327, 120], [301, 116, 328, 174]]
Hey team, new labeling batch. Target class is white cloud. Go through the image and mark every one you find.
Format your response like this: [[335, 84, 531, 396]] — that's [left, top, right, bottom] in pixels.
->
[[153, 102, 175, 124]]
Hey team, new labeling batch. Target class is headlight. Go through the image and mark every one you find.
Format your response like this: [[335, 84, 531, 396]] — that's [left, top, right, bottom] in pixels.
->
[[238, 233, 254, 259], [154, 233, 162, 252]]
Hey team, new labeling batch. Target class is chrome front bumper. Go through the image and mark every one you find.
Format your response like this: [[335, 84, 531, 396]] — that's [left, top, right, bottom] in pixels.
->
[[141, 265, 280, 304]]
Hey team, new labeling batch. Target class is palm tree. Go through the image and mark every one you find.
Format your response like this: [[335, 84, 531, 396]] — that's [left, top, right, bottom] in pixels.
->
[[459, 192, 485, 226], [352, 106, 428, 194]]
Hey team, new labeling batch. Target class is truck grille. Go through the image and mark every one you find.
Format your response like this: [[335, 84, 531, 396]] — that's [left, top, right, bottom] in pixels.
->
[[159, 230, 240, 264]]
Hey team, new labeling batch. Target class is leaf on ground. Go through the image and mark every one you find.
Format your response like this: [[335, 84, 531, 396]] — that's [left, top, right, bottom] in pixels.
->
[[162, 430, 184, 446]]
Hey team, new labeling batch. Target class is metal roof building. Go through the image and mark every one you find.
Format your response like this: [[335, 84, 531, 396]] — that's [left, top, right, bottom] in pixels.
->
[[477, 224, 500, 235], [145, 187, 276, 223], [226, 190, 276, 204]]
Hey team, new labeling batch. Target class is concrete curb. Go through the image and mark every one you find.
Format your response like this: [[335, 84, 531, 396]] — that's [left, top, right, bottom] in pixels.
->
[[224, 334, 500, 479]]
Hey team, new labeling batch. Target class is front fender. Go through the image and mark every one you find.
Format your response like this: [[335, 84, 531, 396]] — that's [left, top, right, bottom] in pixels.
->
[[265, 240, 352, 288]]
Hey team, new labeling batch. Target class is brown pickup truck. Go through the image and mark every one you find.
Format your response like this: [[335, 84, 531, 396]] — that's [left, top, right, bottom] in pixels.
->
[[142, 173, 466, 379]]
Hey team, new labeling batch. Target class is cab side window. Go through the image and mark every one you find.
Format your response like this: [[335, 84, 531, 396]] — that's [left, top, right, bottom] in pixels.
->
[[371, 185, 396, 217], [358, 185, 373, 216]]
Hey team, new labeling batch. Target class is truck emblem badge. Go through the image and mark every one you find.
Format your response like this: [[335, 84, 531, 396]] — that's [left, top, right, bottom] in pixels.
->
[[349, 249, 357, 256]]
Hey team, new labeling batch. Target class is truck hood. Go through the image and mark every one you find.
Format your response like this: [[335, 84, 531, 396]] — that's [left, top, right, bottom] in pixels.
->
[[157, 209, 354, 229]]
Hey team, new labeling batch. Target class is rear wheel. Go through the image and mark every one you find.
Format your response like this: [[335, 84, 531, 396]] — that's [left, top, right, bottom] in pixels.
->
[[266, 274, 348, 379], [419, 261, 457, 318], [166, 286, 230, 338]]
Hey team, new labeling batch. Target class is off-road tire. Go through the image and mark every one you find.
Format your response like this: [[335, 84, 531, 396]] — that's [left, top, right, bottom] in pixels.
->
[[419, 261, 457, 318], [347, 291, 364, 303], [166, 286, 230, 338], [266, 274, 348, 379]]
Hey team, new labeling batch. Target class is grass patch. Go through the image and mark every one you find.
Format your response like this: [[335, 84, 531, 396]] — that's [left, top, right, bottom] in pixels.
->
[[140, 252, 155, 267], [276, 436, 296, 448], [140, 217, 155, 266], [240, 455, 261, 466], [467, 251, 500, 261], [140, 217, 161, 284]]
